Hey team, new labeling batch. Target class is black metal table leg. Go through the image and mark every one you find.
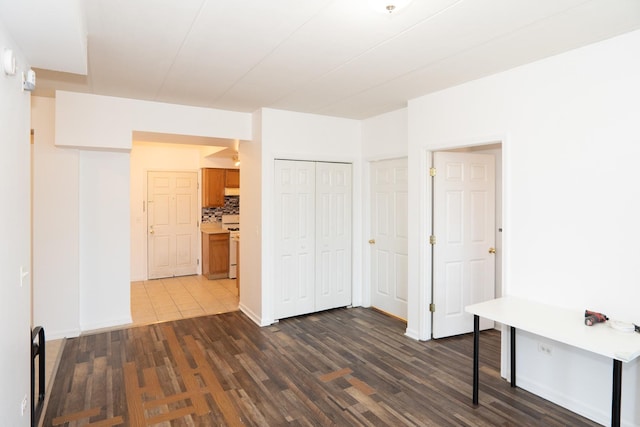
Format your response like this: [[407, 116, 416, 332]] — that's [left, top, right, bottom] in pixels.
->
[[510, 326, 516, 388], [473, 315, 479, 405], [612, 359, 622, 427], [31, 326, 45, 427]]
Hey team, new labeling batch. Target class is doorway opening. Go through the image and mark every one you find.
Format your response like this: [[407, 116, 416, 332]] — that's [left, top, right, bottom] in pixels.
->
[[129, 132, 241, 324]]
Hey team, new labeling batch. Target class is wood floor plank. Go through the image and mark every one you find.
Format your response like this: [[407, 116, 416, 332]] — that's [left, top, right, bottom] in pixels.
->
[[319, 367, 352, 382], [86, 416, 124, 427], [44, 308, 601, 427], [183, 333, 244, 426], [51, 407, 101, 425], [123, 362, 146, 426]]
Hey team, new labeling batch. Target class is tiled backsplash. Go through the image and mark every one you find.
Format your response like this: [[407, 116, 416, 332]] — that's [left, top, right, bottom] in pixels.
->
[[202, 196, 239, 223]]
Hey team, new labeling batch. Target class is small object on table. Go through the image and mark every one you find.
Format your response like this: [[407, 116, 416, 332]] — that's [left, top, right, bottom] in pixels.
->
[[609, 321, 635, 333], [585, 309, 608, 326]]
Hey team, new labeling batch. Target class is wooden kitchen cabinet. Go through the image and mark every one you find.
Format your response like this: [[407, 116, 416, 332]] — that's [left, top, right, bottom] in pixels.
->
[[202, 232, 229, 279], [225, 169, 240, 188], [202, 168, 240, 206], [202, 168, 225, 207]]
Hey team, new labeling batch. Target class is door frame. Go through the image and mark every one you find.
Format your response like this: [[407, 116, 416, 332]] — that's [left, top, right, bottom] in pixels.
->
[[422, 137, 508, 373]]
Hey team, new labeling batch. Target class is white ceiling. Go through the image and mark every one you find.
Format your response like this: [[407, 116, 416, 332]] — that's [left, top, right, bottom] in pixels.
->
[[3, 0, 640, 119]]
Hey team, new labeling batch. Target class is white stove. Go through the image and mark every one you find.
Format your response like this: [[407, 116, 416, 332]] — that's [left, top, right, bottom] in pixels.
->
[[221, 215, 239, 278]]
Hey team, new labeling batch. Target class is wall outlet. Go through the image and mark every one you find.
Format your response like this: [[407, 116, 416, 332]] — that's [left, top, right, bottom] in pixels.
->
[[20, 394, 27, 416], [538, 342, 553, 356]]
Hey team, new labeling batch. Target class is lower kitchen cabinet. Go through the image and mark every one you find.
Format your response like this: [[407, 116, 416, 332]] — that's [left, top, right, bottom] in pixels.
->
[[202, 232, 229, 279]]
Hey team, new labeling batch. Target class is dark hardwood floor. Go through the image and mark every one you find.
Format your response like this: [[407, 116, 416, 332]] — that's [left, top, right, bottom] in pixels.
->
[[43, 308, 599, 426]]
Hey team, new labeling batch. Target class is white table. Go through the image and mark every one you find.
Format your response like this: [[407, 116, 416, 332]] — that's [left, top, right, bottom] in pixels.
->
[[465, 297, 640, 427]]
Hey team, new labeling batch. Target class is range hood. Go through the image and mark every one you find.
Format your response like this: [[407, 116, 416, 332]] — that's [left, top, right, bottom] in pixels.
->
[[224, 188, 240, 196]]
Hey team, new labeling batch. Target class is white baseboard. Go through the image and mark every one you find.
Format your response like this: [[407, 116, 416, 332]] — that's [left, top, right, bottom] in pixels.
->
[[43, 327, 82, 340], [80, 316, 132, 335], [239, 303, 274, 326], [404, 327, 421, 341]]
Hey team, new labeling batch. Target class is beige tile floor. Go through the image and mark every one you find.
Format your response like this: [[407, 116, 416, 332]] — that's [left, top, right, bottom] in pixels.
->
[[131, 275, 239, 324]]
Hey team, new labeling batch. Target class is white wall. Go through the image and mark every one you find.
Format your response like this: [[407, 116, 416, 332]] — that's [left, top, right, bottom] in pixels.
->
[[30, 92, 253, 336], [237, 110, 264, 324], [362, 108, 408, 161], [247, 108, 362, 325], [408, 29, 640, 425], [0, 21, 32, 427], [79, 150, 131, 330], [32, 96, 80, 338], [55, 91, 251, 150]]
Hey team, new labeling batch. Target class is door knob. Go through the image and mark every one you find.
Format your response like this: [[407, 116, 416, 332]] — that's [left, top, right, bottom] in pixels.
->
[[488, 247, 496, 254], [149, 226, 154, 234], [368, 239, 375, 244]]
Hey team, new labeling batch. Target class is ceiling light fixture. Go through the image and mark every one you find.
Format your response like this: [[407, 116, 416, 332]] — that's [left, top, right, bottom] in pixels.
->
[[370, 0, 412, 14]]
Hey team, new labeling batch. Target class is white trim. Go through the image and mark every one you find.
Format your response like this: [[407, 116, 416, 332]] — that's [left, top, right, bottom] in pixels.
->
[[43, 328, 82, 340], [80, 316, 133, 334], [239, 302, 269, 326]]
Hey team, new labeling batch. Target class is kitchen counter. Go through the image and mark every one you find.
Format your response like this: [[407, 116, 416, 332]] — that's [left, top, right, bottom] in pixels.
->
[[201, 223, 230, 235]]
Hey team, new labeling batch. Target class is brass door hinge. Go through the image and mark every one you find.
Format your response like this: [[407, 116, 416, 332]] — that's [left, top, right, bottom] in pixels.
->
[[429, 167, 437, 177], [429, 303, 436, 313], [429, 235, 436, 245]]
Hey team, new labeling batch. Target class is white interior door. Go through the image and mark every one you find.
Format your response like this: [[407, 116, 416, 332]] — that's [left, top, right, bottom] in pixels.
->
[[432, 152, 495, 338], [315, 162, 352, 311], [370, 158, 408, 319], [147, 171, 198, 279], [274, 160, 316, 319]]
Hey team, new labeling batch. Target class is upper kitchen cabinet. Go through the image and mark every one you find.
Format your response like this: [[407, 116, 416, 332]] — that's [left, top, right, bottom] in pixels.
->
[[202, 168, 225, 207], [225, 169, 240, 188], [202, 168, 240, 207]]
